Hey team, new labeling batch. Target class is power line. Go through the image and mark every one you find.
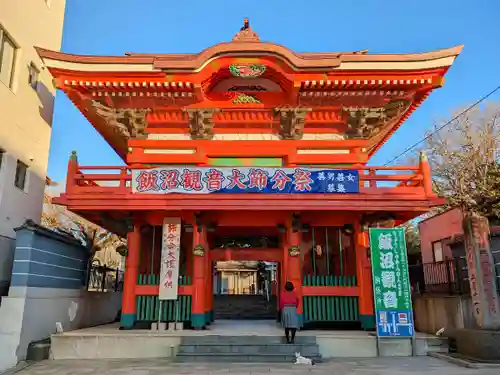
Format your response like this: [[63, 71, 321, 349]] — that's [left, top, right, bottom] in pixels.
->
[[383, 84, 500, 166]]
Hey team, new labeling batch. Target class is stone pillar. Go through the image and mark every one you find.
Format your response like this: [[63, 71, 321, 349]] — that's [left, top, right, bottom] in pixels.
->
[[463, 213, 500, 329], [355, 221, 375, 330], [120, 224, 141, 329], [191, 224, 206, 329]]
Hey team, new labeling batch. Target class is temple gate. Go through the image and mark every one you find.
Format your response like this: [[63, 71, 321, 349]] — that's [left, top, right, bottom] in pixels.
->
[[37, 19, 462, 330]]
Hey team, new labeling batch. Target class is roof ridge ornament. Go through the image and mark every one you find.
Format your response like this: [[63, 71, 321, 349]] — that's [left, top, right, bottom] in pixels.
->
[[232, 18, 260, 42]]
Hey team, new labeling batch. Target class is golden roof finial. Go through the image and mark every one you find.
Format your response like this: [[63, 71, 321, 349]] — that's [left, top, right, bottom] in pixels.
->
[[419, 150, 428, 162], [241, 18, 250, 31], [232, 18, 260, 42]]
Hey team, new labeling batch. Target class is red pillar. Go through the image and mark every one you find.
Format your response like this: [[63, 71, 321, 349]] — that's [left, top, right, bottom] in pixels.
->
[[204, 230, 213, 323], [191, 224, 207, 329], [208, 257, 214, 322], [354, 221, 375, 330], [66, 151, 78, 194], [420, 151, 434, 197], [285, 218, 303, 325], [120, 223, 141, 329]]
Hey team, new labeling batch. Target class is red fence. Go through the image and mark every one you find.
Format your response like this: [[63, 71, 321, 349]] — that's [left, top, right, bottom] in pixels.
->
[[67, 164, 432, 197]]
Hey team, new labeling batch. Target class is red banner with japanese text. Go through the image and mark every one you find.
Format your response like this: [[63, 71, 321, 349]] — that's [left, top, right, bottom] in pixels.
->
[[159, 217, 181, 300]]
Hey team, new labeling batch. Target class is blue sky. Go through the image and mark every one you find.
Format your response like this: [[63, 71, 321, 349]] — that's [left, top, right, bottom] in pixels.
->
[[48, 0, 500, 182]]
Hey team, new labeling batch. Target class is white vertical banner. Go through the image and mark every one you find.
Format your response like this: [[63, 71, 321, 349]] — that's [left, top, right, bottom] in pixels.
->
[[159, 217, 181, 300]]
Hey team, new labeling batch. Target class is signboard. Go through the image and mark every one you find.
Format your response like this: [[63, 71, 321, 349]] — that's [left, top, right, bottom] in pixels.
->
[[369, 228, 414, 337], [463, 214, 500, 329], [159, 218, 181, 300], [132, 167, 359, 195]]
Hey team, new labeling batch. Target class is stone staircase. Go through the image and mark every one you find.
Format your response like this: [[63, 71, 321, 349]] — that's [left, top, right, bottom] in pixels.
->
[[213, 295, 277, 320], [424, 336, 449, 354], [175, 335, 322, 363]]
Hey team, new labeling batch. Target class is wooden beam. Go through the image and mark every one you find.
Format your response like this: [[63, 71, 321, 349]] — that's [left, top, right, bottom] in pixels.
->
[[204, 211, 288, 226], [129, 139, 369, 149], [57, 194, 433, 213], [127, 139, 369, 165], [210, 248, 282, 262]]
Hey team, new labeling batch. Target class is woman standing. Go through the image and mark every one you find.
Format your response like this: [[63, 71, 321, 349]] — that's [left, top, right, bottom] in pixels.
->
[[280, 281, 299, 344]]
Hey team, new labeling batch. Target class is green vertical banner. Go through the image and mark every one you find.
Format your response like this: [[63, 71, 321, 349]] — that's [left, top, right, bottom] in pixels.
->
[[369, 228, 414, 337]]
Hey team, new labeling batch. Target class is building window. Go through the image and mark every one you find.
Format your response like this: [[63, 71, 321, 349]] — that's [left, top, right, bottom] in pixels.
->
[[14, 160, 28, 191], [432, 241, 443, 262], [28, 63, 39, 90], [0, 28, 17, 88]]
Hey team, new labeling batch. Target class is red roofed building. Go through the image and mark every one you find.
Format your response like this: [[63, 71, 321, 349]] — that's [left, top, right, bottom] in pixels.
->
[[37, 19, 461, 330]]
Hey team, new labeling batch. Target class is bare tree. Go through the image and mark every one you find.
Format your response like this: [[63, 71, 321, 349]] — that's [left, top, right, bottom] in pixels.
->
[[401, 221, 420, 255], [415, 103, 500, 220], [42, 193, 125, 268]]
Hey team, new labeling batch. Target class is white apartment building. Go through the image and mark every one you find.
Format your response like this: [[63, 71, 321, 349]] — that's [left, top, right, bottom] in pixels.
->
[[0, 0, 66, 296]]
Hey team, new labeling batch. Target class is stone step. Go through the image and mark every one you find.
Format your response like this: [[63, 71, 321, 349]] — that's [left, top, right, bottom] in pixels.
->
[[213, 316, 275, 318], [215, 306, 272, 309], [214, 306, 273, 311], [423, 337, 449, 353], [178, 343, 320, 356], [426, 347, 449, 353], [215, 307, 272, 310], [214, 303, 272, 307], [214, 309, 275, 314], [425, 337, 448, 347], [215, 305, 274, 309], [176, 333, 322, 363], [213, 297, 277, 319], [175, 353, 322, 363], [180, 335, 317, 345], [214, 315, 276, 319], [213, 312, 275, 316], [213, 296, 276, 305], [213, 316, 277, 319]]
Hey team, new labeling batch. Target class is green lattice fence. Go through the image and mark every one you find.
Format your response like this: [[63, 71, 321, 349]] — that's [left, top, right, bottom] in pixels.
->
[[137, 274, 191, 286], [302, 275, 359, 323], [303, 296, 359, 323], [136, 274, 191, 323], [303, 275, 357, 287]]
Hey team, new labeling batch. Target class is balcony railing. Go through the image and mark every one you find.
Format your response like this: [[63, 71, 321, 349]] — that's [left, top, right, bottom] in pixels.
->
[[409, 258, 471, 296], [64, 161, 434, 197]]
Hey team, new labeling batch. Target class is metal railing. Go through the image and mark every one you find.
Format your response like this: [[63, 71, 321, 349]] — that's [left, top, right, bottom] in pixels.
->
[[409, 258, 470, 295], [87, 264, 124, 292]]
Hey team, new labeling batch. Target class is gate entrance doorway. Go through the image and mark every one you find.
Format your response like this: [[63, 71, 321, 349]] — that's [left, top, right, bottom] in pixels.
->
[[212, 260, 278, 320], [208, 228, 282, 320]]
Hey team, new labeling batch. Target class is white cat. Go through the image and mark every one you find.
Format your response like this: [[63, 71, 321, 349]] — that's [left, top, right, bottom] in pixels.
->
[[294, 352, 314, 365]]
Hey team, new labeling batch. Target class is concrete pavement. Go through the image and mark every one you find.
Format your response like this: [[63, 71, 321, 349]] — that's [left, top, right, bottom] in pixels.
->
[[11, 357, 500, 375]]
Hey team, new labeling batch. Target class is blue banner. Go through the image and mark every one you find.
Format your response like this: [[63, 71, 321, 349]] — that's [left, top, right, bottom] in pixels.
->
[[132, 167, 360, 194], [376, 310, 415, 337]]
